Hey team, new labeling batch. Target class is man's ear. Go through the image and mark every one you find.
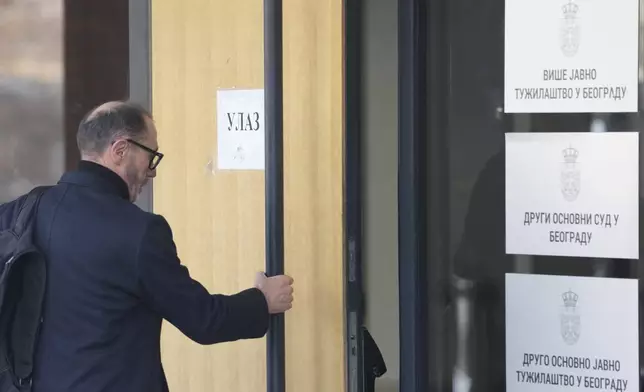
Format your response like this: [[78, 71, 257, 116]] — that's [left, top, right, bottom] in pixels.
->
[[109, 139, 129, 165]]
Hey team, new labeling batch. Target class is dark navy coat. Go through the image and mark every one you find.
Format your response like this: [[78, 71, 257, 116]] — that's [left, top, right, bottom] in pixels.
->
[[0, 161, 270, 392]]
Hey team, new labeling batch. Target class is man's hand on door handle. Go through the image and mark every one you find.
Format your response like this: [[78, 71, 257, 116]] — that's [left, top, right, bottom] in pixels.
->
[[255, 272, 295, 314]]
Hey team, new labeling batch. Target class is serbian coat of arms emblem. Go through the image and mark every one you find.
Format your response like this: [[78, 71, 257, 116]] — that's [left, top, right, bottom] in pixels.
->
[[560, 0, 580, 57], [560, 290, 581, 345], [561, 146, 580, 202]]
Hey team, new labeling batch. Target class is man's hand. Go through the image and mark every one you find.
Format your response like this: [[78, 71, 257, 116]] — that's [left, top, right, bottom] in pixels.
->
[[254, 272, 294, 314]]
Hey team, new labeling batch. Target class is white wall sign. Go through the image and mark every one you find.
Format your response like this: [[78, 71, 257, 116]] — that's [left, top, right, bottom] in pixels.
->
[[504, 0, 639, 113], [217, 89, 264, 170], [505, 132, 639, 259], [506, 273, 639, 392]]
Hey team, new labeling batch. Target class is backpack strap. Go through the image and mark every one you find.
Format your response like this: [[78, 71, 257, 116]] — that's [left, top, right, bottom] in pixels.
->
[[8, 186, 51, 388], [12, 250, 46, 387], [13, 186, 52, 236]]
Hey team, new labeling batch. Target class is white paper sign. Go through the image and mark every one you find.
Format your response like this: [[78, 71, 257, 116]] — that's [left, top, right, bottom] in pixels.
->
[[505, 132, 639, 259], [504, 0, 639, 113], [506, 273, 639, 392], [217, 89, 264, 170]]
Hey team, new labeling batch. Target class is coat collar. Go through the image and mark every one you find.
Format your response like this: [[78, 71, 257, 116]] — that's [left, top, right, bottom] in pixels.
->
[[59, 161, 130, 201]]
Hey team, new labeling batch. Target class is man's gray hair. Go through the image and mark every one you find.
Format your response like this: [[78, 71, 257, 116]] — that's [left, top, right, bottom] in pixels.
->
[[76, 101, 152, 156]]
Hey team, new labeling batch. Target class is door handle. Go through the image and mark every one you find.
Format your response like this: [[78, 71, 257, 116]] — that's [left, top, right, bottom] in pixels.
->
[[362, 326, 387, 392]]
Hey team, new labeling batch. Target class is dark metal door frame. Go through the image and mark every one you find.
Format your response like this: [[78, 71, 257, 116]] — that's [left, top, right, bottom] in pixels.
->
[[129, 0, 153, 213], [399, 0, 451, 389], [398, 0, 430, 390], [343, 0, 440, 390], [344, 1, 365, 392], [264, 1, 285, 392], [265, 2, 367, 392]]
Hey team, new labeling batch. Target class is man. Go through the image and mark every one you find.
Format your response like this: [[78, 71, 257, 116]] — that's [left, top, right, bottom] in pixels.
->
[[0, 101, 294, 391]]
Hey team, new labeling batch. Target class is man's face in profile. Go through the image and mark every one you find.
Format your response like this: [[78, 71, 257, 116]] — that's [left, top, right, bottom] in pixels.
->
[[123, 118, 158, 202]]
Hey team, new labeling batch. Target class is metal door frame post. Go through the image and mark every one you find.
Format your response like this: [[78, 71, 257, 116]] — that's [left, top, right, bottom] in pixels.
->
[[398, 0, 429, 390], [264, 1, 285, 392]]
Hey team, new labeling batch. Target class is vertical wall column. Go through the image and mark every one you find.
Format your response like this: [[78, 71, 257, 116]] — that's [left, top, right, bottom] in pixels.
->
[[64, 0, 129, 170]]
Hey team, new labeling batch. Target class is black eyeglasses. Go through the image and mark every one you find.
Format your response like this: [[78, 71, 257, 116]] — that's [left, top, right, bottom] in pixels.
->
[[126, 139, 164, 170]]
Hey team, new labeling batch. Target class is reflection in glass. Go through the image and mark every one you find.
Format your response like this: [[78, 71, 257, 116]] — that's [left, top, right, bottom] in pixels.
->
[[436, 0, 644, 390], [0, 0, 64, 202]]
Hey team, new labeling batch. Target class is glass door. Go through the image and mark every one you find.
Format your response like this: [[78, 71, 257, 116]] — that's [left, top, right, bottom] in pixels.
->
[[399, 0, 644, 391]]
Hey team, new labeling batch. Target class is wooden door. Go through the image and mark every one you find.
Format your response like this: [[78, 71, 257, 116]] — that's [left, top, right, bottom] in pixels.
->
[[151, 0, 345, 390]]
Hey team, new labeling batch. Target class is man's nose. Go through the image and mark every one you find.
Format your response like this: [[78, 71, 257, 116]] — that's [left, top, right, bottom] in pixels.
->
[[147, 169, 157, 178]]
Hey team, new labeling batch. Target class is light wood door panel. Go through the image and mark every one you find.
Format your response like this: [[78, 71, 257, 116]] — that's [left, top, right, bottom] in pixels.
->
[[283, 1, 345, 391], [152, 0, 265, 391], [151, 0, 345, 390]]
